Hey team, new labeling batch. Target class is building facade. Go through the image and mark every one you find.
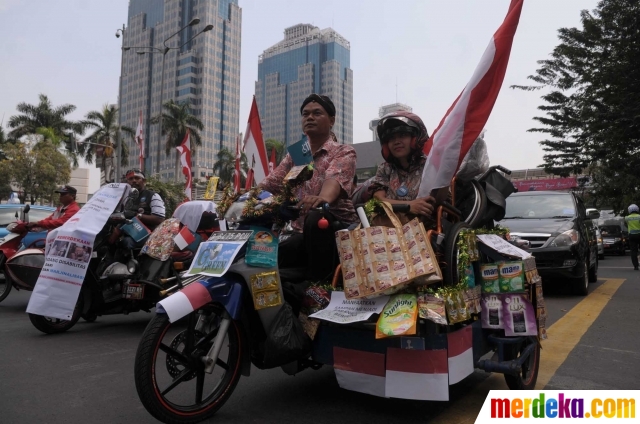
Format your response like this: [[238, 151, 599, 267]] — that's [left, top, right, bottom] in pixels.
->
[[255, 24, 353, 147], [120, 0, 242, 181]]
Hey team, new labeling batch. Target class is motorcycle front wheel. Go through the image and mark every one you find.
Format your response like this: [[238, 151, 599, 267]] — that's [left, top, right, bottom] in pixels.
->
[[134, 305, 243, 424], [28, 293, 83, 334], [0, 252, 12, 303]]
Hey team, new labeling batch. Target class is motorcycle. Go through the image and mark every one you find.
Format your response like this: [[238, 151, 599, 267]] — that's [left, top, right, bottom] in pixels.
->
[[26, 190, 219, 334], [0, 204, 47, 303]]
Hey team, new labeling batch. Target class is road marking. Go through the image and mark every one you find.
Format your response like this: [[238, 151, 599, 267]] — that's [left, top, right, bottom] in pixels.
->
[[598, 267, 636, 269], [429, 278, 625, 424]]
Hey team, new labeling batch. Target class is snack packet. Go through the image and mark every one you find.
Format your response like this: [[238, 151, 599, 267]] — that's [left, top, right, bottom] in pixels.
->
[[418, 292, 448, 325], [246, 229, 278, 268], [376, 294, 418, 339], [502, 293, 538, 336], [465, 264, 476, 288], [480, 263, 500, 293], [301, 285, 331, 315], [250, 271, 283, 310], [499, 261, 525, 293]]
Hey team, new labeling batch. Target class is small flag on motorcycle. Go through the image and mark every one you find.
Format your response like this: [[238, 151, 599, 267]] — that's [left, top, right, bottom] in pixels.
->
[[174, 226, 196, 251]]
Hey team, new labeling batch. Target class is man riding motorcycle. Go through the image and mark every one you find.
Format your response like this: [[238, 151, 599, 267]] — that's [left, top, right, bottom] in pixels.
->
[[25, 185, 80, 231], [120, 169, 166, 250]]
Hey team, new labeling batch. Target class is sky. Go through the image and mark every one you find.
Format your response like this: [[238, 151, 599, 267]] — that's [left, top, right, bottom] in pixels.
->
[[0, 0, 599, 194]]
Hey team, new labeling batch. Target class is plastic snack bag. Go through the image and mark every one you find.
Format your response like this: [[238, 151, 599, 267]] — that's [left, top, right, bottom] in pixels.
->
[[418, 292, 448, 325], [376, 294, 418, 339], [246, 229, 278, 268]]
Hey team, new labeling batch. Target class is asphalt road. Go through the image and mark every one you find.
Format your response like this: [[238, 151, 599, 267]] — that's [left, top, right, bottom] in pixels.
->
[[1, 253, 638, 424]]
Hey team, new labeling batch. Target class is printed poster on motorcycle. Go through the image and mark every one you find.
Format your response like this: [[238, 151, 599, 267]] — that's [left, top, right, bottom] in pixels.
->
[[26, 183, 129, 320], [185, 240, 245, 277]]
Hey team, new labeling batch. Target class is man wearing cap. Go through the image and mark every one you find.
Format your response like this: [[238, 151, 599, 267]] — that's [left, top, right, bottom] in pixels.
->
[[259, 94, 357, 283], [26, 185, 80, 230]]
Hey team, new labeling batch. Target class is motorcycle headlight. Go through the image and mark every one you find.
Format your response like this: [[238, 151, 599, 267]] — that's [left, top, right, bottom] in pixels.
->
[[597, 237, 602, 243], [550, 229, 579, 247]]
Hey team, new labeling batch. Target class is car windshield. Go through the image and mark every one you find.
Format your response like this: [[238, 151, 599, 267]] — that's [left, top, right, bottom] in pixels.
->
[[503, 194, 575, 219], [0, 208, 53, 226], [600, 225, 621, 236]]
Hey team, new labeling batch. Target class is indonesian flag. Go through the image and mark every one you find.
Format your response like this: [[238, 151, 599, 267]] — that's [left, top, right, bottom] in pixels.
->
[[233, 135, 241, 194], [242, 96, 269, 184], [385, 348, 450, 401], [417, 0, 524, 197], [175, 130, 192, 200], [269, 147, 277, 174], [333, 347, 386, 398], [174, 225, 195, 251], [447, 325, 474, 385], [245, 154, 255, 191], [135, 111, 144, 170], [157, 281, 214, 322]]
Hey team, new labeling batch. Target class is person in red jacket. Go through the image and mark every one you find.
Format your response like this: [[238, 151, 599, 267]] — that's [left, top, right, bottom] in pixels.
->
[[26, 185, 80, 230]]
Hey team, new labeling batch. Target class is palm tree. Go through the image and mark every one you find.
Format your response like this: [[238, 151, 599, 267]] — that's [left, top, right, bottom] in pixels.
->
[[265, 138, 286, 165], [212, 147, 248, 186], [7, 93, 82, 151], [151, 100, 204, 182], [81, 104, 132, 181]]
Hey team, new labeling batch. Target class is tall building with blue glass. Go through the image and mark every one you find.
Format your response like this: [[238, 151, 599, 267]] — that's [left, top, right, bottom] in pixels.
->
[[120, 0, 241, 181], [255, 24, 353, 146]]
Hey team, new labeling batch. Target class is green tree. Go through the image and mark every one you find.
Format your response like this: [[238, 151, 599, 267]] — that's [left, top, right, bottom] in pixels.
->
[[512, 0, 640, 212], [211, 147, 248, 187], [0, 137, 71, 204], [145, 176, 189, 218], [81, 104, 131, 179], [265, 138, 286, 165], [7, 94, 83, 164], [151, 100, 204, 182]]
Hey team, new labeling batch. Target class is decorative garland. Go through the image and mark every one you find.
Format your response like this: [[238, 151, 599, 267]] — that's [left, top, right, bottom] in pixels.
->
[[455, 226, 510, 286], [363, 198, 382, 222]]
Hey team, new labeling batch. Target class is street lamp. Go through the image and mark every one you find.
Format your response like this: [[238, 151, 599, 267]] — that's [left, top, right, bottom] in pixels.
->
[[115, 24, 126, 183], [133, 18, 212, 178]]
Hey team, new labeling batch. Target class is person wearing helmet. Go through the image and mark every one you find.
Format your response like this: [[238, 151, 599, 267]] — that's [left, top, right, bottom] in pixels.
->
[[624, 204, 640, 270], [367, 111, 435, 221]]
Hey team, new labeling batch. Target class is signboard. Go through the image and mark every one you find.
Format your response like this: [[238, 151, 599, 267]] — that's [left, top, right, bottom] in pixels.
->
[[27, 183, 128, 320], [309, 291, 390, 324], [203, 176, 219, 200], [287, 134, 313, 166], [512, 177, 577, 192]]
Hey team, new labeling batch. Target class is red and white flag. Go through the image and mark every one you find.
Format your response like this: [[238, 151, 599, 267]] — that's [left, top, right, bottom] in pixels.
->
[[174, 225, 196, 251], [447, 325, 474, 385], [135, 111, 145, 170], [385, 347, 450, 401], [233, 135, 241, 194], [417, 0, 524, 197], [268, 147, 277, 174], [157, 282, 213, 322], [242, 96, 269, 184], [333, 347, 386, 398], [175, 130, 192, 200]]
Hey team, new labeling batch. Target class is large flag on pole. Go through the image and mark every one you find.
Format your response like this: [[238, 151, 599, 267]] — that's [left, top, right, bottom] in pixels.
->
[[269, 147, 277, 174], [242, 96, 269, 183], [175, 130, 192, 200], [417, 0, 524, 198], [233, 135, 241, 194], [245, 154, 255, 190], [135, 111, 145, 171]]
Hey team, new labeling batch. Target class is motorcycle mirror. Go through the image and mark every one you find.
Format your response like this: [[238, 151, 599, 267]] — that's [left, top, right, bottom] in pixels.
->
[[127, 259, 139, 274], [15, 211, 18, 219]]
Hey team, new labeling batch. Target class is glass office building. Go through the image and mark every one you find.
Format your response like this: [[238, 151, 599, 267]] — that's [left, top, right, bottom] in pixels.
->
[[255, 24, 353, 146], [120, 0, 241, 180]]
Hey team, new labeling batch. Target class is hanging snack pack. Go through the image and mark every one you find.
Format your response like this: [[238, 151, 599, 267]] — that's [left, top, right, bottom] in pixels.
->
[[480, 263, 500, 293], [246, 229, 278, 268], [498, 261, 525, 293], [502, 293, 538, 336], [376, 294, 418, 339], [417, 291, 447, 325], [250, 271, 283, 310], [481, 294, 504, 329], [465, 264, 476, 288], [335, 202, 440, 299]]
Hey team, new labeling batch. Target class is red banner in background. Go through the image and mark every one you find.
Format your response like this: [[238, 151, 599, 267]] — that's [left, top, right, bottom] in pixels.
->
[[512, 177, 577, 192]]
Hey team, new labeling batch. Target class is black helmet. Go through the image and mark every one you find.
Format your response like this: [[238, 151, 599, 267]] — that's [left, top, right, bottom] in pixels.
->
[[376, 111, 429, 162]]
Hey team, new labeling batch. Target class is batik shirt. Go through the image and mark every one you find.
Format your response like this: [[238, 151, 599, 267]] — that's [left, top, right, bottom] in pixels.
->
[[368, 155, 428, 200], [260, 137, 358, 232]]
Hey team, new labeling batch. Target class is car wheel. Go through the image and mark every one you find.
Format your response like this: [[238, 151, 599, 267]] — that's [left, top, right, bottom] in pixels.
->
[[572, 259, 589, 296], [588, 256, 598, 283]]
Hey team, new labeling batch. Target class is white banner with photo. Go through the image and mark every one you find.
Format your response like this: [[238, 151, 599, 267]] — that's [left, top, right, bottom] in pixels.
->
[[26, 183, 129, 320]]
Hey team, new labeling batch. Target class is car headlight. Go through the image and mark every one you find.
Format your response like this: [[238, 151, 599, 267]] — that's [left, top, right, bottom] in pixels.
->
[[614, 238, 621, 242], [597, 238, 602, 243], [550, 229, 579, 247]]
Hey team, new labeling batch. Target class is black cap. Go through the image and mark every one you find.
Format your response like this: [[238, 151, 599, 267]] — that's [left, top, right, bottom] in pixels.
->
[[300, 94, 336, 117], [55, 185, 77, 195]]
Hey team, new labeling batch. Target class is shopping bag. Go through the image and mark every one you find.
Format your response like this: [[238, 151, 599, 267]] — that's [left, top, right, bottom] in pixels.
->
[[336, 202, 441, 299]]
